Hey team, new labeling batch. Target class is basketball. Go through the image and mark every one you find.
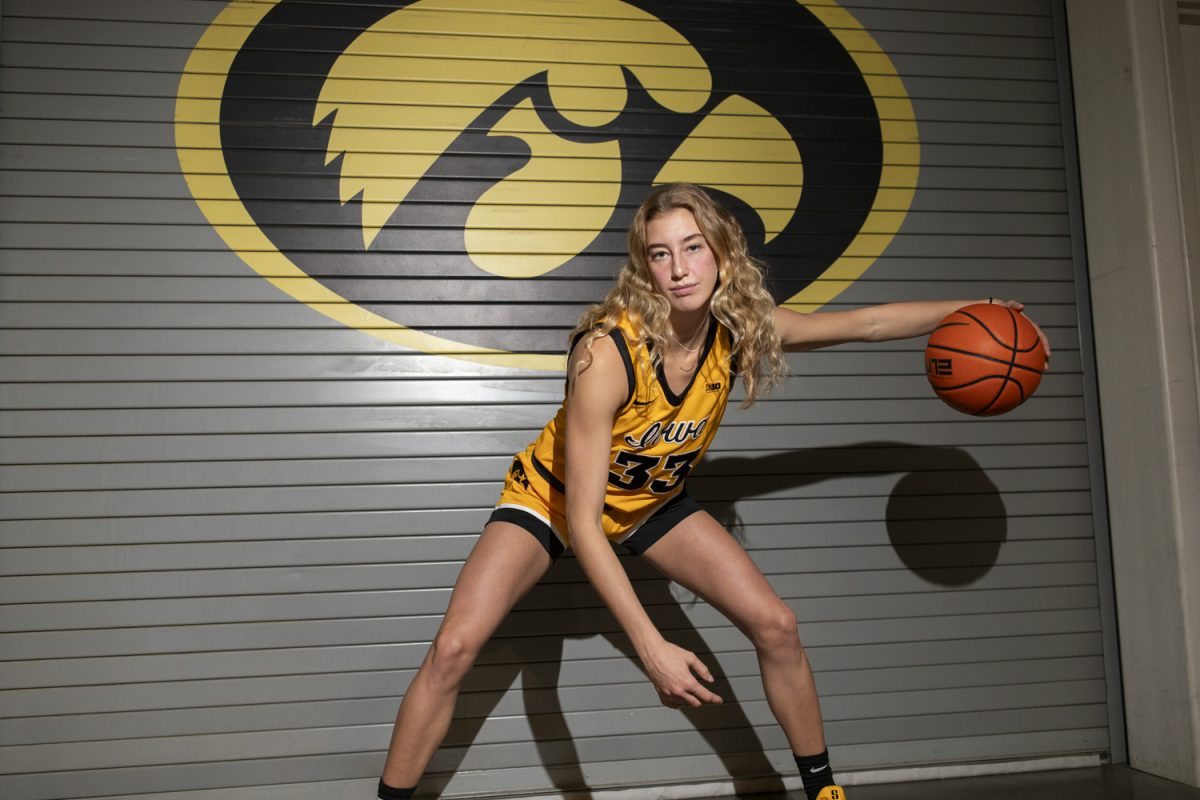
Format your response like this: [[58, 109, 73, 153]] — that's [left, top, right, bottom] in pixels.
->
[[925, 303, 1047, 416]]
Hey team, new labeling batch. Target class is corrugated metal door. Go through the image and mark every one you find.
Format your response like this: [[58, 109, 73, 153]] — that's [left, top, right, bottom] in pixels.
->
[[0, 1, 1119, 798]]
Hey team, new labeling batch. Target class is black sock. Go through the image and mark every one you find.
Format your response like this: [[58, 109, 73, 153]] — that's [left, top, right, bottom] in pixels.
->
[[377, 779, 416, 800], [794, 748, 836, 800]]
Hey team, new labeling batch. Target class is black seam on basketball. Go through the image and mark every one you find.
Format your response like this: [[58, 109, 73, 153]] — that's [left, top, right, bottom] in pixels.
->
[[980, 309, 1022, 414], [957, 307, 1022, 351], [926, 344, 1045, 375], [981, 376, 1026, 413], [942, 309, 1044, 364], [941, 375, 1024, 415], [937, 374, 1025, 394]]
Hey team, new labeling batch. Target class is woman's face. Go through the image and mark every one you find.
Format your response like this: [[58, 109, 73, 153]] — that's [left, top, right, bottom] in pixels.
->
[[644, 208, 719, 320]]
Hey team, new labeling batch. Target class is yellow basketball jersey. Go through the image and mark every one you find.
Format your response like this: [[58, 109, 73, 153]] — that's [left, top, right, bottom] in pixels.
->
[[499, 314, 734, 546]]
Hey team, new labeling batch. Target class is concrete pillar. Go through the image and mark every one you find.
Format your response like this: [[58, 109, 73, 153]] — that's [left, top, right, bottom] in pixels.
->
[[1065, 0, 1200, 787]]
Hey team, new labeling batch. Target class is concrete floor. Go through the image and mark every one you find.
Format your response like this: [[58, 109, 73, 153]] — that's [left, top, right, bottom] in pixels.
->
[[705, 766, 1200, 799]]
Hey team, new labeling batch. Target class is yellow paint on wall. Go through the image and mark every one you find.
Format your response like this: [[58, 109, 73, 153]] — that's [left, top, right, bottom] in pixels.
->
[[175, 0, 564, 370], [467, 99, 623, 277], [653, 95, 804, 243], [793, 1, 920, 311], [318, 0, 711, 251]]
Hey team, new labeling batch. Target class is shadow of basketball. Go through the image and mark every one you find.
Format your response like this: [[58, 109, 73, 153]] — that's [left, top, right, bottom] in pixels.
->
[[884, 450, 1006, 586]]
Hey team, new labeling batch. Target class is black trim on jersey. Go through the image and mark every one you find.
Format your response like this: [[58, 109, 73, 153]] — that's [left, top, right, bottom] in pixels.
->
[[531, 455, 566, 495], [567, 328, 635, 409], [652, 317, 720, 407], [488, 506, 565, 560], [608, 329, 636, 409], [619, 488, 702, 555], [532, 454, 618, 513], [564, 330, 585, 395]]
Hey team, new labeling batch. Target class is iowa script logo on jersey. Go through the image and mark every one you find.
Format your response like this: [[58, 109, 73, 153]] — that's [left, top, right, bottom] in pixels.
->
[[623, 418, 709, 450], [176, 0, 917, 370]]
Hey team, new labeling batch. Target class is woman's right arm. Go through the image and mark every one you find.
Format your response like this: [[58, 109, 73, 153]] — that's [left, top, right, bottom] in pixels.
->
[[564, 336, 721, 708]]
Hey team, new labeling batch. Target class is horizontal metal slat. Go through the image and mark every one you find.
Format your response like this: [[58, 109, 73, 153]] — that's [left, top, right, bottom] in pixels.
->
[[0, 629, 1105, 689], [0, 652, 1104, 720]]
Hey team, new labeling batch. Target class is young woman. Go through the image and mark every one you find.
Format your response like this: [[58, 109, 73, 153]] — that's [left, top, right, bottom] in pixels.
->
[[377, 183, 1049, 800]]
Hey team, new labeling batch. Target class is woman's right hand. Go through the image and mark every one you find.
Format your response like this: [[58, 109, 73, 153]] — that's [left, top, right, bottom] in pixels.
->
[[641, 638, 723, 708], [563, 336, 721, 711]]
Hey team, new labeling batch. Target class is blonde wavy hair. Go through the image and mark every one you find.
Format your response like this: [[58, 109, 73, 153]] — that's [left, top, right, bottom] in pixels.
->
[[570, 183, 787, 406]]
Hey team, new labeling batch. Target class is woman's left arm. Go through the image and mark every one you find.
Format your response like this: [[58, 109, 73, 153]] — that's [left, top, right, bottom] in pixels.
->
[[775, 299, 1051, 358]]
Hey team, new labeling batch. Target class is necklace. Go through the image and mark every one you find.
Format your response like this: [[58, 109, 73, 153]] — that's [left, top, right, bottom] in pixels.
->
[[668, 331, 702, 352], [668, 318, 708, 351], [668, 319, 709, 372]]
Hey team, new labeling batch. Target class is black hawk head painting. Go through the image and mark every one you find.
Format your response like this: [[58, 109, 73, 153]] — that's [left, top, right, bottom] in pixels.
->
[[177, 0, 917, 370]]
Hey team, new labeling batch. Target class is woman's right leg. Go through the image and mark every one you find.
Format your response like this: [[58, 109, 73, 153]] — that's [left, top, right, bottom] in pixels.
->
[[380, 520, 554, 789]]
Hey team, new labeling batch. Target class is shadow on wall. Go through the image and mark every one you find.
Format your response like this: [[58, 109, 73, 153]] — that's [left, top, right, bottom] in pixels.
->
[[420, 442, 1006, 797], [422, 556, 788, 798], [701, 443, 1008, 587]]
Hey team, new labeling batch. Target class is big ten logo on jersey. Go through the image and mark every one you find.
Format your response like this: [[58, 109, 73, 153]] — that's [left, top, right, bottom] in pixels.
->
[[177, 0, 917, 371]]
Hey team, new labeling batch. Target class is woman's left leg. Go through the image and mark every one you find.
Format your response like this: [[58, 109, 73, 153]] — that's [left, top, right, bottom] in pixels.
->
[[640, 509, 827, 756]]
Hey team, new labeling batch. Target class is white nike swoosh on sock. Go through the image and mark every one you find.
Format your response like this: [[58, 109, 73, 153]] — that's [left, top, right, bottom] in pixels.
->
[[810, 764, 829, 773]]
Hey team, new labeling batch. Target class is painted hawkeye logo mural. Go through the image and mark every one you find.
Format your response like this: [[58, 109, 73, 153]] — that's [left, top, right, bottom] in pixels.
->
[[176, 0, 918, 370]]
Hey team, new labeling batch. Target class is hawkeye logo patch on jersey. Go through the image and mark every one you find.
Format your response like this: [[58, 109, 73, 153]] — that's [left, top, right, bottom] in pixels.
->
[[176, 0, 918, 370]]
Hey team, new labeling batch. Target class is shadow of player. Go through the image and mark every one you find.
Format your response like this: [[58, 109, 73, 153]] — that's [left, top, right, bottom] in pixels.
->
[[420, 441, 1004, 797], [420, 553, 788, 798]]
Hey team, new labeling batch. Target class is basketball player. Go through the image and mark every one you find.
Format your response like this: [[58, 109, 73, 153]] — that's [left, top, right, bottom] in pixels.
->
[[377, 184, 1049, 800]]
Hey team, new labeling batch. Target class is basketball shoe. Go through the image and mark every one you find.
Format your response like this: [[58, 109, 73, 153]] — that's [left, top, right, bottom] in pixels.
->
[[816, 787, 847, 800]]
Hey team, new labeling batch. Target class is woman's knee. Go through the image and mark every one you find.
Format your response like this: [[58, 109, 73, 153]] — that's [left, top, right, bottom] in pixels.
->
[[425, 629, 482, 685], [749, 602, 802, 654]]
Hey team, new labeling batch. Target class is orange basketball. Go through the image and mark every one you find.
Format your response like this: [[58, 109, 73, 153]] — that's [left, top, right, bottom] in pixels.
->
[[925, 303, 1047, 416]]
